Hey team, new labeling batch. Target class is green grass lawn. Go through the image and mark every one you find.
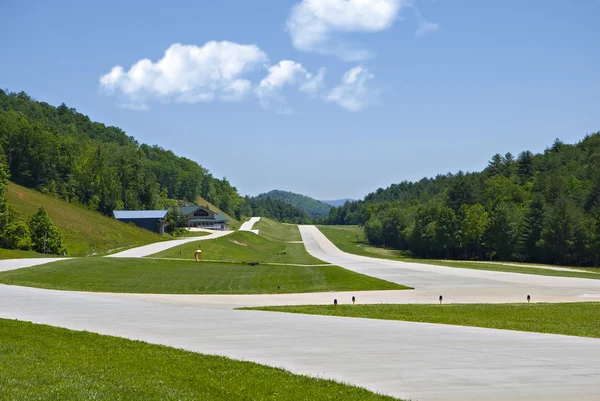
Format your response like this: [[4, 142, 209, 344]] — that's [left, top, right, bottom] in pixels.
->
[[246, 303, 600, 338], [0, 318, 398, 401], [176, 230, 211, 238], [0, 248, 53, 259], [317, 225, 600, 279], [255, 218, 302, 242], [5, 182, 165, 257], [0, 257, 409, 294], [149, 231, 324, 265], [317, 225, 404, 259]]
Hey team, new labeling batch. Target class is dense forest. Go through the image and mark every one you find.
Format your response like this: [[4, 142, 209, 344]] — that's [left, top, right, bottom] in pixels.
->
[[0, 90, 309, 224], [256, 190, 332, 217], [325, 134, 600, 267], [0, 90, 243, 216]]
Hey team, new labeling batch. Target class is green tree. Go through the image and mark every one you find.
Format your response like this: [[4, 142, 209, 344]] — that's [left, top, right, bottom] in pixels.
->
[[2, 221, 32, 250], [28, 207, 66, 255], [0, 144, 10, 237], [460, 203, 488, 259], [164, 206, 187, 235], [522, 195, 545, 262], [485, 202, 523, 260], [517, 151, 535, 182], [541, 197, 578, 265], [364, 217, 385, 245]]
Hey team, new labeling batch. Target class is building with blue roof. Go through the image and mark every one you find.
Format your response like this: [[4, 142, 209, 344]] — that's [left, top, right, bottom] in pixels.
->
[[113, 210, 169, 236]]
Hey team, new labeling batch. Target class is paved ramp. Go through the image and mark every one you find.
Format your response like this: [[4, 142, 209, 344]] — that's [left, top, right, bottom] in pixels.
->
[[239, 217, 261, 234], [107, 230, 232, 258], [0, 226, 599, 400]]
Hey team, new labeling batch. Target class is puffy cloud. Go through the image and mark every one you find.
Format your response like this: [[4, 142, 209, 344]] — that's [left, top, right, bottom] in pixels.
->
[[326, 65, 375, 112], [99, 41, 268, 108], [255, 60, 326, 113], [287, 0, 404, 60]]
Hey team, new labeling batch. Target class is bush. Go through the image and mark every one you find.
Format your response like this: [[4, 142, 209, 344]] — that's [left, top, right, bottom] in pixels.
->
[[2, 221, 32, 250], [28, 207, 67, 255]]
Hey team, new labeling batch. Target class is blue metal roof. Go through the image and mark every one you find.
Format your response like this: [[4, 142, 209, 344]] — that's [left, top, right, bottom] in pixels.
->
[[113, 210, 168, 219]]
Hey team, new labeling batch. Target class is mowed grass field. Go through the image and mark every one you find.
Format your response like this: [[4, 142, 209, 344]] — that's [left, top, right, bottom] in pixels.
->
[[247, 303, 600, 338], [317, 225, 600, 280], [255, 218, 302, 242], [5, 182, 165, 257], [317, 225, 403, 259], [150, 231, 323, 265], [0, 319, 398, 401], [0, 249, 53, 259], [0, 258, 409, 294]]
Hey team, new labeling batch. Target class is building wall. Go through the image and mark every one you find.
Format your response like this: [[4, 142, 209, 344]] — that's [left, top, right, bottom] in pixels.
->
[[115, 218, 161, 234]]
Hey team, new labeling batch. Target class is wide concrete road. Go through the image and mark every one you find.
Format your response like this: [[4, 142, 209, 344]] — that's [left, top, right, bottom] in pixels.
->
[[239, 216, 261, 234], [108, 230, 232, 258], [1, 227, 599, 400], [299, 225, 600, 303]]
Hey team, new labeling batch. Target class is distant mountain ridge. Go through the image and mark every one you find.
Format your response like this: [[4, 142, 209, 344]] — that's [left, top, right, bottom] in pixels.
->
[[321, 199, 355, 207], [255, 190, 332, 217]]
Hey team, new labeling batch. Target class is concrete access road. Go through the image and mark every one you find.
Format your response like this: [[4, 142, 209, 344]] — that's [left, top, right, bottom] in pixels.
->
[[107, 229, 232, 258], [299, 225, 600, 304], [0, 225, 599, 400]]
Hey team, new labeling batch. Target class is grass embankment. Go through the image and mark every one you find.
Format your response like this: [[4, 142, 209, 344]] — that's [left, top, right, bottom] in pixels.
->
[[247, 303, 600, 338], [0, 258, 408, 294], [150, 231, 323, 265], [317, 225, 600, 279], [0, 249, 52, 259], [317, 225, 403, 259], [0, 319, 397, 401], [5, 182, 164, 257], [255, 218, 302, 242]]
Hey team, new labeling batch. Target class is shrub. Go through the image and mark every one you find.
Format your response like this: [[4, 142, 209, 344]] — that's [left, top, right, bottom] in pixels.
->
[[28, 207, 67, 255]]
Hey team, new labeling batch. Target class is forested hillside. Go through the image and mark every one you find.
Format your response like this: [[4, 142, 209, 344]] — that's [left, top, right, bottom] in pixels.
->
[[0, 89, 310, 226], [0, 90, 241, 216], [256, 190, 331, 217], [326, 134, 600, 267]]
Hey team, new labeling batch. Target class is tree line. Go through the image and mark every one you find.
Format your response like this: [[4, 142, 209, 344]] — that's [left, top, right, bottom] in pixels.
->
[[324, 134, 600, 267], [0, 89, 309, 225], [0, 90, 242, 217]]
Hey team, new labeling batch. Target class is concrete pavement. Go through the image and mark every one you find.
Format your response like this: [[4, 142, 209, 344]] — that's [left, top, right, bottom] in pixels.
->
[[0, 282, 598, 401], [298, 225, 600, 304], [239, 216, 261, 234], [0, 225, 599, 400], [107, 230, 232, 258]]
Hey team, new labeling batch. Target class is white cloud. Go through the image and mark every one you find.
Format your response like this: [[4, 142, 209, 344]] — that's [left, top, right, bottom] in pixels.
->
[[255, 60, 326, 113], [287, 0, 404, 61], [99, 41, 268, 108], [415, 16, 439, 37], [326, 65, 375, 112]]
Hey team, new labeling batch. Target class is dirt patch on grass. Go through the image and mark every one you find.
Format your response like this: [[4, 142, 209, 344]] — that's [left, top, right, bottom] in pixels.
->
[[230, 240, 248, 247]]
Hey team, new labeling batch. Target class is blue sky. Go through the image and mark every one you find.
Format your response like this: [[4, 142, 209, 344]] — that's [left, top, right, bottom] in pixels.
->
[[1, 0, 599, 200]]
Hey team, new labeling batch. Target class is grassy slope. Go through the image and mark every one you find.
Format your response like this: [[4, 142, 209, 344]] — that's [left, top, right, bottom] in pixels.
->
[[0, 258, 409, 294], [0, 319, 397, 401], [150, 231, 323, 265], [195, 195, 241, 230], [5, 182, 164, 257], [247, 303, 600, 338], [255, 218, 302, 242], [317, 225, 600, 280], [0, 249, 51, 259]]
